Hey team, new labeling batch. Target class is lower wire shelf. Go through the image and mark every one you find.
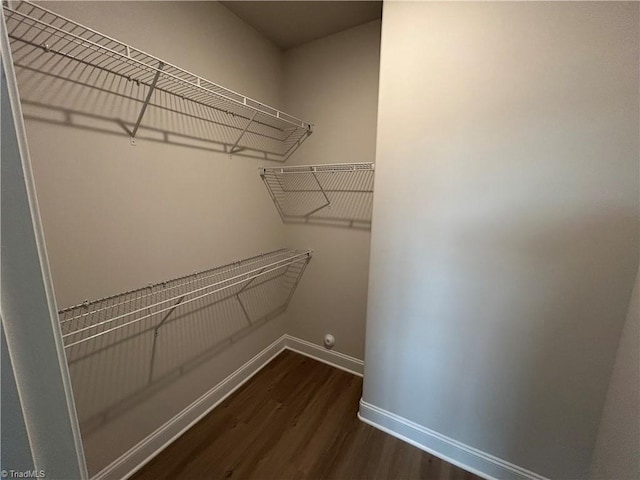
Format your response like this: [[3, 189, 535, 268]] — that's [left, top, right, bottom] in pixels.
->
[[58, 248, 312, 350]]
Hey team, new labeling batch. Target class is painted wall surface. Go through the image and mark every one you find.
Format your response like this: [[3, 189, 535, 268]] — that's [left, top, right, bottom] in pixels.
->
[[17, 1, 292, 474], [27, 1, 285, 306], [591, 270, 640, 480], [363, 2, 639, 479], [282, 20, 381, 359]]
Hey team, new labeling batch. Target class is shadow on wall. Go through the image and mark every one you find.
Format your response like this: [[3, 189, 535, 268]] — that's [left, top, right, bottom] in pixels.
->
[[11, 38, 376, 230], [60, 255, 307, 435], [11, 45, 309, 162]]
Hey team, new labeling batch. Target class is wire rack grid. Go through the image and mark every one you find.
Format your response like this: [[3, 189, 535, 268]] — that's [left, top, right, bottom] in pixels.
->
[[260, 163, 375, 227], [58, 249, 312, 351], [2, 0, 313, 160]]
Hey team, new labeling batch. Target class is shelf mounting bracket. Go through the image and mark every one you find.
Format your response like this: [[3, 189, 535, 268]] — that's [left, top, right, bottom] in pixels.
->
[[153, 295, 185, 336], [131, 61, 165, 140], [235, 267, 266, 325], [148, 294, 184, 383], [229, 111, 258, 155], [303, 170, 331, 217]]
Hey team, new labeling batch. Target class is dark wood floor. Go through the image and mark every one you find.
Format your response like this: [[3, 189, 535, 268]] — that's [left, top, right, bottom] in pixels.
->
[[132, 350, 481, 480]]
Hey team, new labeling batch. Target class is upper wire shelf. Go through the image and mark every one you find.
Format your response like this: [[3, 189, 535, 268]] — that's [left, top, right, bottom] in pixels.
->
[[260, 163, 375, 228], [58, 249, 312, 350], [2, 0, 313, 161]]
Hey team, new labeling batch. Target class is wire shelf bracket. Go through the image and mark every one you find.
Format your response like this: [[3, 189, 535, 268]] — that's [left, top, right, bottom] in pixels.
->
[[229, 111, 257, 156], [3, 0, 314, 160], [130, 61, 164, 144], [260, 163, 375, 228]]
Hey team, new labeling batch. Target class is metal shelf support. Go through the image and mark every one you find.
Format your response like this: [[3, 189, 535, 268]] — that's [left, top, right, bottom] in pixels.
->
[[153, 294, 184, 336], [230, 111, 257, 155], [131, 61, 165, 140]]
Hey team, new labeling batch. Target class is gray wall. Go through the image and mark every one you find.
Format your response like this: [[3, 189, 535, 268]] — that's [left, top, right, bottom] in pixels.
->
[[27, 1, 285, 307], [591, 269, 640, 480], [19, 1, 290, 474], [363, 2, 639, 479], [282, 20, 381, 359]]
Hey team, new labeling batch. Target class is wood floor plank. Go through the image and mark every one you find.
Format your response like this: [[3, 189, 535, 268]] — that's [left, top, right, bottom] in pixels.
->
[[132, 350, 483, 480]]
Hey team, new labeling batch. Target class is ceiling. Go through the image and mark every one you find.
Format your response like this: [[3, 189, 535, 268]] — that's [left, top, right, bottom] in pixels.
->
[[221, 1, 382, 50]]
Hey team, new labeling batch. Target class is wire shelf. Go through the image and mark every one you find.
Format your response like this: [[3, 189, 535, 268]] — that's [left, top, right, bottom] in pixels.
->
[[2, 0, 313, 160], [260, 163, 375, 228], [58, 249, 312, 350]]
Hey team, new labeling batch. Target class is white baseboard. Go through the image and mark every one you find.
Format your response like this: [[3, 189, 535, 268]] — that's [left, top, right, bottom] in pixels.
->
[[92, 335, 287, 480], [91, 334, 363, 480], [95, 335, 546, 480], [283, 334, 364, 377], [358, 399, 550, 480]]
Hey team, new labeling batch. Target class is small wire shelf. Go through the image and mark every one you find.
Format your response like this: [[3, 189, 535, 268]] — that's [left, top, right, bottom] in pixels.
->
[[58, 249, 312, 350], [260, 163, 375, 228], [2, 0, 313, 161]]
